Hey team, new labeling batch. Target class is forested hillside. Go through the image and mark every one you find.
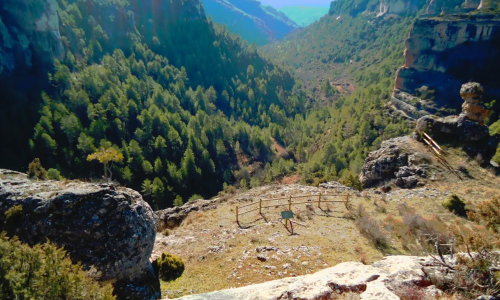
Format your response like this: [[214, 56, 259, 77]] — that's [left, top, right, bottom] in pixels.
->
[[0, 0, 310, 209], [201, 0, 298, 46], [259, 0, 430, 184]]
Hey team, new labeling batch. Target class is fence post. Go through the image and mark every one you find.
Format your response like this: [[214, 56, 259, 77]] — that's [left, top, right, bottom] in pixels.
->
[[259, 199, 262, 215], [289, 195, 292, 211], [236, 206, 239, 223], [318, 193, 322, 209], [345, 194, 350, 210]]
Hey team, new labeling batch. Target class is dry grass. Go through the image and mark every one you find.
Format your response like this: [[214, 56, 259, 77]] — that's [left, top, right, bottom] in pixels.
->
[[155, 185, 382, 298], [155, 144, 500, 298]]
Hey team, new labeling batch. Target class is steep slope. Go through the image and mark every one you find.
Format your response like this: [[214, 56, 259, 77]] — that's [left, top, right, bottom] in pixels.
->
[[153, 139, 500, 298], [392, 13, 500, 119], [201, 0, 298, 46], [258, 0, 500, 187], [0, 0, 308, 209], [277, 6, 329, 27]]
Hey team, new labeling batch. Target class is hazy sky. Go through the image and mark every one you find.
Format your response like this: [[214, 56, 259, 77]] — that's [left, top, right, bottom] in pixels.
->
[[259, 0, 331, 8]]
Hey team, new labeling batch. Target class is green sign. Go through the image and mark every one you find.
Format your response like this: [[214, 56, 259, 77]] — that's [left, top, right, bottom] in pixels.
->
[[281, 211, 294, 219]]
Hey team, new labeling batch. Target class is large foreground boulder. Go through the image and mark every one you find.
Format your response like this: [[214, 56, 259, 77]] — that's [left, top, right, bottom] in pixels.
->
[[0, 169, 160, 300], [169, 255, 438, 300]]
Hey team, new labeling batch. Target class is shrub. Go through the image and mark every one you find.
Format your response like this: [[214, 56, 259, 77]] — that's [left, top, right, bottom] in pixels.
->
[[340, 173, 363, 191], [47, 168, 62, 180], [442, 194, 467, 217], [27, 158, 48, 180], [0, 233, 115, 300], [469, 196, 500, 233], [353, 205, 390, 251], [173, 196, 184, 207], [250, 176, 261, 188], [152, 253, 185, 281], [188, 194, 203, 202], [240, 178, 248, 189], [223, 185, 236, 194]]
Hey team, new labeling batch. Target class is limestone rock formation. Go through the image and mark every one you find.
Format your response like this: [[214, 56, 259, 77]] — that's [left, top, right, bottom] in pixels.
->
[[460, 82, 491, 124], [168, 255, 440, 300], [0, 169, 160, 300], [359, 136, 428, 188], [156, 199, 218, 231], [416, 114, 490, 141], [0, 0, 64, 76], [415, 83, 492, 140], [393, 14, 500, 115]]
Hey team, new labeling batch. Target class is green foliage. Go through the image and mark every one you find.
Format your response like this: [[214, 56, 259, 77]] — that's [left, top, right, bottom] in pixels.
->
[[240, 178, 248, 189], [173, 196, 184, 207], [492, 146, 500, 165], [188, 194, 203, 202], [152, 253, 185, 282], [27, 158, 48, 180], [18, 0, 308, 209], [250, 176, 261, 188], [340, 172, 363, 191], [0, 233, 115, 300], [442, 194, 467, 217], [47, 168, 63, 180], [87, 147, 124, 180], [4, 205, 23, 232], [260, 5, 415, 184]]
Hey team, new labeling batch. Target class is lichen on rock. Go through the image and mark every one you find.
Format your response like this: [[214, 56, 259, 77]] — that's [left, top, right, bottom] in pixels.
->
[[0, 169, 160, 300]]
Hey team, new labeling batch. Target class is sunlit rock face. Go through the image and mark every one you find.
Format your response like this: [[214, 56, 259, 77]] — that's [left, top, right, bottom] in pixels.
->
[[0, 0, 64, 76], [394, 15, 500, 112]]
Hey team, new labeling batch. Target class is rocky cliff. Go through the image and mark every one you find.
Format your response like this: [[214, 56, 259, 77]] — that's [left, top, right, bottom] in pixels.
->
[[0, 169, 159, 300], [201, 0, 298, 46], [327, 0, 475, 17], [393, 13, 500, 116], [0, 0, 64, 77]]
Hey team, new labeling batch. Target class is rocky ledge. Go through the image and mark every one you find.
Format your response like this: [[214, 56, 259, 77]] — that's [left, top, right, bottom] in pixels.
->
[[0, 169, 160, 300], [168, 255, 442, 300], [359, 136, 429, 189], [156, 199, 218, 231]]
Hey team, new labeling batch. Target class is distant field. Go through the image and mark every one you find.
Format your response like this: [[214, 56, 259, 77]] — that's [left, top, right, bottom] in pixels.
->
[[278, 6, 329, 27]]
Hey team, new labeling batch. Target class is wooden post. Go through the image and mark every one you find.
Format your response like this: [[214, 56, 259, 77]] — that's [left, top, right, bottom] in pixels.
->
[[289, 195, 292, 211], [345, 194, 350, 210], [259, 199, 262, 215], [318, 193, 322, 209], [236, 206, 239, 223]]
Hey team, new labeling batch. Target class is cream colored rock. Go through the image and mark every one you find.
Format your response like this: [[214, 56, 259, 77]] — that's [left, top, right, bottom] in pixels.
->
[[169, 256, 435, 300], [462, 102, 491, 124], [460, 82, 483, 103]]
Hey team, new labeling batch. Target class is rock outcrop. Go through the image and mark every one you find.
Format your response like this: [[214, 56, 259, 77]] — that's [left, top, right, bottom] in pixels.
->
[[168, 255, 439, 300], [0, 169, 160, 300], [156, 199, 218, 231], [393, 14, 500, 116], [359, 136, 428, 188], [414, 83, 500, 163], [0, 0, 64, 76]]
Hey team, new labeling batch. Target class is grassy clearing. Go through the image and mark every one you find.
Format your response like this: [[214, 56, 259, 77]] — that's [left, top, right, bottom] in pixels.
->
[[155, 143, 500, 298]]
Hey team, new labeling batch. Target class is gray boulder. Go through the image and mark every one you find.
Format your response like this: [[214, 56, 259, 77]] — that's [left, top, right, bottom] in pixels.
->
[[416, 114, 490, 141], [359, 136, 411, 187], [0, 169, 160, 300], [156, 199, 217, 231]]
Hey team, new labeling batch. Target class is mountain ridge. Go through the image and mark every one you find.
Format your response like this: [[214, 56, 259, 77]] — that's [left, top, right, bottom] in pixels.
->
[[201, 0, 299, 45]]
